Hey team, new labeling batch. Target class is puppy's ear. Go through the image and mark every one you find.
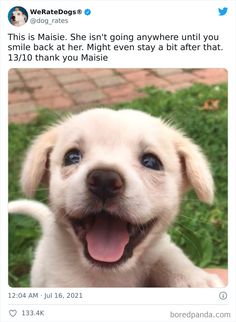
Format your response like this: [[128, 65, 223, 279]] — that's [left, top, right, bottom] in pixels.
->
[[21, 126, 60, 197], [175, 132, 214, 204]]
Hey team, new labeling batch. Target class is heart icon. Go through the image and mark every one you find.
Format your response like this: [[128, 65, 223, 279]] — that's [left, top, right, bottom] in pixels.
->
[[9, 310, 17, 317]]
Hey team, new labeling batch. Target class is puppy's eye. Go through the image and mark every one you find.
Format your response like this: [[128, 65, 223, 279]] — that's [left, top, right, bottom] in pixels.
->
[[141, 153, 163, 170], [64, 149, 82, 166]]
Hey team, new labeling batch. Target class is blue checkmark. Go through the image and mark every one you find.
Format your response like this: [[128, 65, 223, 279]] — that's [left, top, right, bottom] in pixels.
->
[[84, 9, 91, 16]]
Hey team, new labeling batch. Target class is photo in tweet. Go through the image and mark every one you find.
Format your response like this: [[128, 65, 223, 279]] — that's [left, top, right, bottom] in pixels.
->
[[8, 68, 227, 288]]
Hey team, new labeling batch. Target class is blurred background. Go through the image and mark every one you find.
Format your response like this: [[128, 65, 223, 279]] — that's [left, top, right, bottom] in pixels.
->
[[8, 68, 227, 286]]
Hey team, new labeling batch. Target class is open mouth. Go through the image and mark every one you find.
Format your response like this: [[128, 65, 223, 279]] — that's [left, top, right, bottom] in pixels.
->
[[70, 211, 157, 267]]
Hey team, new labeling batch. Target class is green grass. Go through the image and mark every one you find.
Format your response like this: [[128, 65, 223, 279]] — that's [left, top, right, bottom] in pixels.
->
[[9, 83, 227, 287]]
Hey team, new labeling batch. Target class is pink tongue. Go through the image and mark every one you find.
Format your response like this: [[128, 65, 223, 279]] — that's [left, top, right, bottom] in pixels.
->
[[86, 216, 129, 263]]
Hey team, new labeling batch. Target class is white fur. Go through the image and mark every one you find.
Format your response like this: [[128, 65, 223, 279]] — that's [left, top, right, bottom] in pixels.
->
[[11, 10, 27, 26], [9, 108, 223, 287], [8, 200, 54, 231]]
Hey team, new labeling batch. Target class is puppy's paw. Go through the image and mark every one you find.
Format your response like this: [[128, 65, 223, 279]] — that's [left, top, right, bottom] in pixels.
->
[[169, 268, 224, 287]]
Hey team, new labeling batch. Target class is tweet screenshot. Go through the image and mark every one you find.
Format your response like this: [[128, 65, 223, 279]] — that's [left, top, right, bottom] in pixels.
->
[[0, 0, 235, 321]]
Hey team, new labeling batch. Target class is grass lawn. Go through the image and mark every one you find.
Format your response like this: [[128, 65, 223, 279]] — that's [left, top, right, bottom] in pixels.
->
[[9, 83, 227, 287]]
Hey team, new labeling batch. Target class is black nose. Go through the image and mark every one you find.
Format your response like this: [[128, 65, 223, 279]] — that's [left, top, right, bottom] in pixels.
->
[[87, 169, 123, 201]]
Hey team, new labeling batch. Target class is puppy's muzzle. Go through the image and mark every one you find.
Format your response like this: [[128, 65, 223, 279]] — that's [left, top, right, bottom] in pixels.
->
[[70, 169, 157, 267], [87, 169, 124, 201]]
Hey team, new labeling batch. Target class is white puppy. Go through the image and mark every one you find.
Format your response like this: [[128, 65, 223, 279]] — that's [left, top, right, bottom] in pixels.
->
[[11, 8, 27, 27], [9, 108, 223, 287]]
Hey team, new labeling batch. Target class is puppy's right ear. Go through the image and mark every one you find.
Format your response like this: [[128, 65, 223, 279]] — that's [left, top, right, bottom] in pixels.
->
[[21, 126, 60, 197]]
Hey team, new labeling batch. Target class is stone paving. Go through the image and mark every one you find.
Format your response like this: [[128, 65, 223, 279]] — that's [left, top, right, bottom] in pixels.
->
[[9, 68, 227, 123]]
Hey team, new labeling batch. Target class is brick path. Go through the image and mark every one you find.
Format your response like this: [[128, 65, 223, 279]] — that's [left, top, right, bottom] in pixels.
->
[[9, 68, 227, 123]]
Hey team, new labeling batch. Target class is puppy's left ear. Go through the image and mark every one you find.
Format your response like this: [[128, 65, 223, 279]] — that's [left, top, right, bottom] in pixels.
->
[[175, 132, 214, 204]]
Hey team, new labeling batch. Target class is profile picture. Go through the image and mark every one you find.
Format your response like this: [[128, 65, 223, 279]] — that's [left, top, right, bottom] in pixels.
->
[[8, 6, 28, 27]]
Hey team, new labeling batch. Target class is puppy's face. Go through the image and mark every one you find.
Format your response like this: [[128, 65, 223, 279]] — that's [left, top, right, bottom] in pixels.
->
[[11, 10, 25, 24], [21, 109, 214, 269]]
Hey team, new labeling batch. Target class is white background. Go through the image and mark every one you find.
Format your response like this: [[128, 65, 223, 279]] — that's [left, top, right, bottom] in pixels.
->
[[0, 1, 235, 321]]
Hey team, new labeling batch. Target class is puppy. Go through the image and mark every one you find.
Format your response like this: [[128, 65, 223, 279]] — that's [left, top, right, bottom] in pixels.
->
[[11, 8, 27, 27], [9, 108, 223, 287]]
